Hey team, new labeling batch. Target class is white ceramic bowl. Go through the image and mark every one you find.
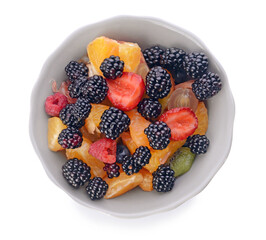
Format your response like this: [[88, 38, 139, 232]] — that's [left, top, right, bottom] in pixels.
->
[[29, 16, 235, 218]]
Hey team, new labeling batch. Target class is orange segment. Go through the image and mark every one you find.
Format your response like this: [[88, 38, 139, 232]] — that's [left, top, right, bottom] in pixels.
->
[[104, 172, 143, 199], [126, 109, 150, 148], [65, 137, 105, 178], [119, 42, 141, 72], [47, 117, 67, 151], [145, 140, 186, 173], [139, 169, 153, 192], [87, 36, 119, 75], [121, 132, 137, 154], [193, 101, 208, 135]]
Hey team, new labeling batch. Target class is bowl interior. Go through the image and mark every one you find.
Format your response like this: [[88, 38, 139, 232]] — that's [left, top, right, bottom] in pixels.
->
[[30, 16, 234, 217]]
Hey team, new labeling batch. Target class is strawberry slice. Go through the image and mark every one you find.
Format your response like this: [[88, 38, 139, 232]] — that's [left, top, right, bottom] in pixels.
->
[[88, 138, 117, 164], [106, 72, 145, 111], [159, 107, 198, 141]]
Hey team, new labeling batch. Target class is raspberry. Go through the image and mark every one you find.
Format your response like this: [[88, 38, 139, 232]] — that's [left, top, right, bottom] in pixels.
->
[[58, 127, 83, 149], [62, 158, 91, 188], [100, 55, 124, 80], [86, 177, 108, 200], [137, 98, 162, 121], [45, 92, 68, 117], [65, 61, 88, 82], [142, 46, 164, 68]]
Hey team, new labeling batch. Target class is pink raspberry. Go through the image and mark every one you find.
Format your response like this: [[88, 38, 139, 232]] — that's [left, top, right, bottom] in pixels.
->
[[45, 92, 68, 117]]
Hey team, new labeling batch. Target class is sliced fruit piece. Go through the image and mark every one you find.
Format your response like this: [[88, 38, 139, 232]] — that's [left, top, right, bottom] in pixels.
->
[[126, 109, 150, 148], [167, 88, 199, 112], [120, 132, 137, 154], [136, 53, 150, 80], [139, 169, 153, 191], [169, 147, 196, 177], [107, 72, 145, 111], [144, 139, 186, 173], [159, 107, 198, 141], [88, 138, 116, 164], [104, 172, 143, 199], [65, 137, 106, 178], [87, 36, 119, 76], [119, 41, 141, 72], [193, 101, 208, 135], [47, 117, 67, 151], [174, 79, 195, 90]]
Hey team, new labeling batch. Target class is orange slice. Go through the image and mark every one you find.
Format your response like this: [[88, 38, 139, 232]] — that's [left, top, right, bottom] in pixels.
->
[[139, 169, 153, 192], [65, 137, 106, 178], [193, 101, 208, 135], [120, 132, 138, 154], [47, 117, 67, 151], [104, 172, 143, 199]]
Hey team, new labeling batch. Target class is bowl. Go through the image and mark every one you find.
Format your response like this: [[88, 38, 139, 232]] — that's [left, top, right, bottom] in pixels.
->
[[29, 16, 235, 218]]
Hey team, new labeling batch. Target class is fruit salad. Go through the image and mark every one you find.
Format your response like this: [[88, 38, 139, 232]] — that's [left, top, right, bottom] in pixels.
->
[[45, 36, 222, 200]]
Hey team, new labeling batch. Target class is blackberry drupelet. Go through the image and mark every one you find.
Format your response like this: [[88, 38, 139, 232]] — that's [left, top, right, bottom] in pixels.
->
[[183, 52, 208, 79], [122, 156, 142, 175], [142, 46, 164, 68], [160, 47, 186, 72], [81, 75, 108, 103], [74, 97, 92, 120], [153, 165, 175, 192], [137, 98, 162, 121], [132, 146, 151, 167], [68, 76, 88, 98], [144, 121, 171, 150], [65, 61, 88, 82], [86, 177, 108, 200], [59, 104, 85, 128], [186, 134, 210, 154], [103, 163, 120, 178], [62, 158, 91, 188], [99, 107, 130, 140], [100, 55, 124, 80], [58, 127, 83, 149], [146, 66, 172, 99], [192, 72, 222, 100], [116, 144, 131, 164]]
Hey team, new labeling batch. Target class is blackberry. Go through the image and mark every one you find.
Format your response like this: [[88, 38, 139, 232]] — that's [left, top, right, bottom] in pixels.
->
[[103, 163, 120, 178], [192, 72, 222, 100], [81, 75, 108, 103], [144, 121, 171, 150], [74, 97, 91, 120], [146, 66, 172, 99], [116, 144, 130, 164], [58, 127, 83, 149], [65, 61, 88, 82], [183, 52, 208, 79], [153, 165, 175, 192], [100, 55, 124, 80], [62, 158, 91, 188], [122, 156, 142, 175], [132, 146, 151, 167], [142, 46, 164, 68], [59, 104, 85, 128], [99, 107, 130, 140], [86, 177, 108, 200], [186, 134, 210, 154], [68, 76, 88, 98], [137, 98, 162, 121], [160, 47, 186, 71]]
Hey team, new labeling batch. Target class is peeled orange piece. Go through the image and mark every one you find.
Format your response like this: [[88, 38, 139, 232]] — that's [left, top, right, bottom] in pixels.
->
[[104, 172, 143, 199], [126, 109, 150, 148], [120, 132, 137, 154], [65, 137, 106, 178], [193, 101, 208, 135], [145, 140, 186, 173], [47, 117, 67, 151], [87, 36, 119, 76], [139, 169, 153, 192], [85, 104, 109, 131]]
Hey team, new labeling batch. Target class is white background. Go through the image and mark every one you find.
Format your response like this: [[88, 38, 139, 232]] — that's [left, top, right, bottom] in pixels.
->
[[1, 0, 266, 239]]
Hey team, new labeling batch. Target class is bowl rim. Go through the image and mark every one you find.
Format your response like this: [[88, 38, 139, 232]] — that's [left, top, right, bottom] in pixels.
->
[[29, 15, 235, 218]]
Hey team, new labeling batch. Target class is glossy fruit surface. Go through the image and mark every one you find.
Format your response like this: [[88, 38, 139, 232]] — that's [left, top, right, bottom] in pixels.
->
[[193, 101, 208, 135], [139, 169, 153, 191]]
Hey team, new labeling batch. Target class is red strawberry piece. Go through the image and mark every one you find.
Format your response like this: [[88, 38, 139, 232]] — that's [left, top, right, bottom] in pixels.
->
[[159, 107, 198, 141], [106, 72, 145, 111], [88, 138, 117, 164], [45, 92, 68, 117]]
